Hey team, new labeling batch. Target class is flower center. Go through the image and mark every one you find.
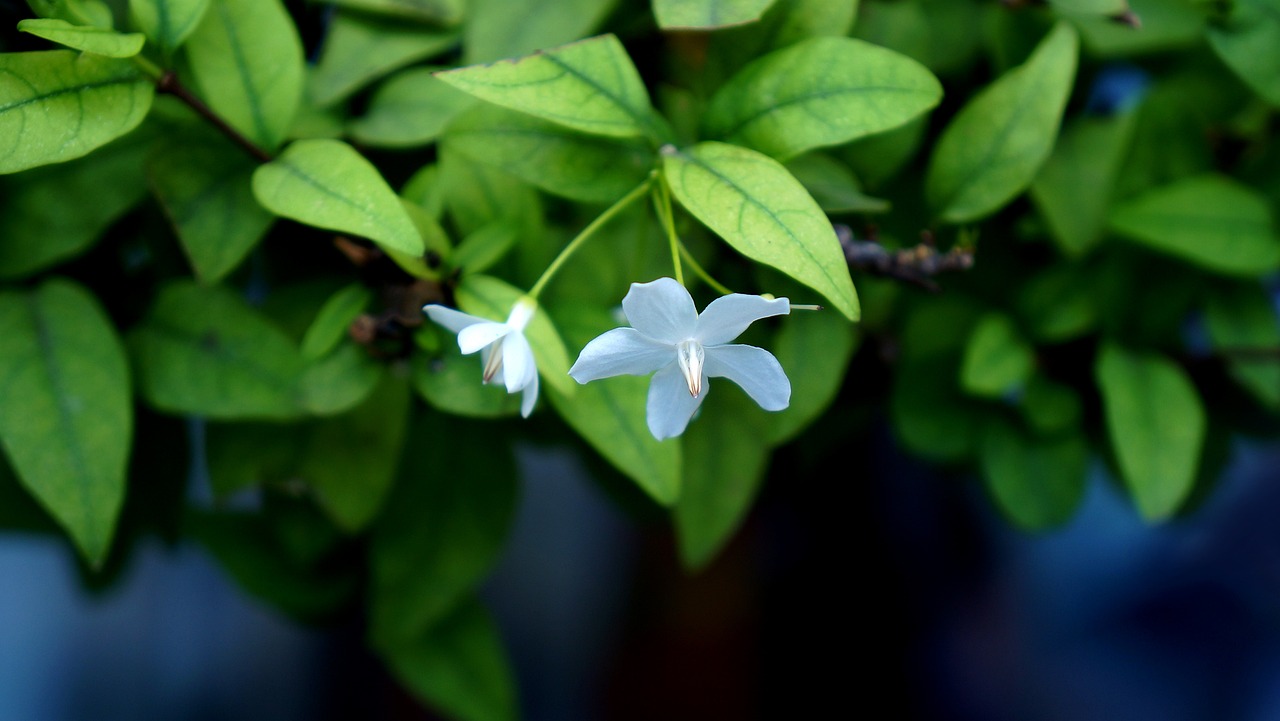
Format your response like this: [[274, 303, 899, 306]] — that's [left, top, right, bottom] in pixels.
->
[[483, 338, 505, 384], [676, 339, 705, 398]]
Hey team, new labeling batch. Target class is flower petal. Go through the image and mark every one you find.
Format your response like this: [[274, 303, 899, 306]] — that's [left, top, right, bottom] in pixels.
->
[[458, 322, 511, 355], [704, 344, 791, 411], [501, 330, 536, 394], [695, 294, 790, 345], [646, 362, 709, 440], [425, 304, 487, 334], [569, 328, 674, 383], [520, 368, 539, 418], [622, 278, 698, 343]]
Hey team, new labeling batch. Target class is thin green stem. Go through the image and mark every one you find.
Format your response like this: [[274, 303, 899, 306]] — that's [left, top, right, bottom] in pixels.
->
[[653, 179, 684, 286], [528, 176, 654, 301], [677, 243, 733, 295], [131, 55, 165, 82]]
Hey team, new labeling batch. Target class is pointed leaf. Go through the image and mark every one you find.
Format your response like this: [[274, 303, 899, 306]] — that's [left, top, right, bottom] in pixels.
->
[[18, 19, 146, 57], [463, 0, 618, 64], [654, 0, 776, 28], [1207, 0, 1280, 107], [349, 67, 475, 148], [301, 284, 373, 361], [128, 0, 211, 53], [1203, 282, 1280, 409], [308, 11, 457, 107]]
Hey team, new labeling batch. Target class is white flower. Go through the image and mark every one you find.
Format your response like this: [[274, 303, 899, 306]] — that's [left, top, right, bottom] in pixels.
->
[[568, 277, 791, 440], [424, 298, 540, 417]]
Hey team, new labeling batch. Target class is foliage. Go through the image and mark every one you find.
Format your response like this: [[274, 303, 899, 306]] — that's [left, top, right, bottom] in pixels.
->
[[1, 0, 1278, 717]]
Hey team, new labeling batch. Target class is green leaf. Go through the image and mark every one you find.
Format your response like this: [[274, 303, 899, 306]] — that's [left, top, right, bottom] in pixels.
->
[[186, 0, 304, 150], [1070, 0, 1203, 56], [852, 0, 982, 76], [206, 421, 304, 496], [768, 304, 857, 444], [382, 599, 518, 721], [960, 313, 1036, 398], [463, 0, 618, 64], [1203, 282, 1280, 409], [301, 284, 373, 361], [676, 391, 771, 568], [1016, 264, 1098, 343], [0, 279, 130, 566], [455, 274, 575, 397], [451, 221, 519, 276], [654, 0, 776, 28], [129, 281, 305, 419], [128, 0, 211, 53], [1208, 0, 1280, 107], [435, 34, 663, 141], [980, 417, 1088, 530], [891, 359, 985, 463], [18, 18, 146, 57], [840, 114, 928, 189], [1109, 174, 1280, 276], [411, 336, 522, 417], [147, 135, 274, 284], [785, 153, 890, 214], [1095, 343, 1206, 520], [1030, 108, 1138, 257], [444, 105, 653, 203], [0, 129, 150, 278], [27, 0, 113, 27], [0, 51, 153, 174], [925, 22, 1078, 223], [1050, 0, 1128, 13], [549, 307, 683, 505], [348, 67, 475, 148], [437, 145, 545, 239], [253, 139, 425, 257], [308, 12, 457, 107], [298, 343, 383, 415], [320, 0, 464, 24], [1019, 374, 1082, 436], [370, 413, 517, 649], [662, 141, 859, 321], [703, 36, 941, 161], [299, 373, 409, 531]]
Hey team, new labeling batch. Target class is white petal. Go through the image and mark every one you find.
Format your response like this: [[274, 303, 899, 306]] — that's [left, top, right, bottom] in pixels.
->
[[646, 362, 709, 440], [622, 278, 698, 343], [458, 322, 511, 355], [425, 304, 487, 334], [695, 294, 790, 345], [520, 368, 539, 418], [569, 328, 674, 383], [501, 330, 536, 393], [704, 344, 790, 411]]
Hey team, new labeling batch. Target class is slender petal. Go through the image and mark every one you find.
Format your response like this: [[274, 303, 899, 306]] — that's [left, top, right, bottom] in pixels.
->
[[501, 329, 535, 394], [458, 322, 511, 355], [569, 328, 674, 383], [424, 304, 487, 333], [695, 294, 791, 345], [622, 278, 698, 343], [520, 369, 539, 418], [646, 362, 709, 440], [704, 344, 791, 411]]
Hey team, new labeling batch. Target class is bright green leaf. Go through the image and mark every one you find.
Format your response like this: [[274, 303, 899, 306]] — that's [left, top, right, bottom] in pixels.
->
[[960, 313, 1036, 398], [128, 0, 210, 53], [348, 68, 475, 148], [1095, 343, 1205, 521], [301, 284, 372, 361], [1208, 0, 1280, 107], [308, 12, 457, 107], [253, 139, 425, 257], [464, 0, 617, 64], [654, 0, 776, 28], [18, 18, 146, 57], [663, 141, 859, 321], [1204, 282, 1280, 409], [925, 22, 1078, 223], [455, 274, 575, 397], [981, 418, 1088, 530]]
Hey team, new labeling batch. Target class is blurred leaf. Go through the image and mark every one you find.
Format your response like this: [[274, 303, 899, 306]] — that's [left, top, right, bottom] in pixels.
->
[[980, 417, 1088, 530], [853, 0, 983, 76], [1016, 264, 1098, 343], [707, 0, 858, 77], [0, 51, 153, 174], [1050, 0, 1128, 12], [129, 0, 211, 53], [299, 343, 383, 416], [960, 313, 1036, 398], [1203, 282, 1280, 409], [785, 153, 889, 214], [451, 221, 519, 276], [382, 599, 518, 721], [1069, 0, 1203, 56], [926, 22, 1078, 223], [1095, 343, 1205, 520], [654, 0, 776, 29], [444, 105, 652, 203], [27, 0, 114, 26], [704, 37, 941, 161], [321, 0, 463, 24], [308, 11, 457, 107], [300, 284, 372, 361], [840, 115, 928, 189], [147, 136, 274, 284], [253, 139, 425, 256], [1019, 373, 1082, 435], [206, 421, 305, 496], [436, 34, 664, 141], [663, 142, 859, 321], [1109, 174, 1280, 276], [18, 19, 146, 56], [463, 0, 617, 64], [768, 305, 857, 444], [349, 68, 475, 148], [129, 281, 305, 419], [891, 359, 985, 463], [0, 279, 131, 566], [412, 341, 522, 418], [438, 145, 544, 240], [1207, 0, 1280, 107], [456, 274, 575, 397]]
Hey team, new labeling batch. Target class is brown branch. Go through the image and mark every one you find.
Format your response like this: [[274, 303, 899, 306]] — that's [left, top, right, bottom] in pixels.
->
[[836, 224, 974, 292], [155, 70, 274, 163]]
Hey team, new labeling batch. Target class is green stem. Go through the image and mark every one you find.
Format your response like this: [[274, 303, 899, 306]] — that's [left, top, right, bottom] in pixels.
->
[[131, 55, 165, 82], [653, 179, 684, 286], [527, 176, 654, 301], [677, 243, 733, 295]]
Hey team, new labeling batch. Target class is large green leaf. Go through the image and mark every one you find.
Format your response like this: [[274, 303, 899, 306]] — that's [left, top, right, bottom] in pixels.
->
[[444, 105, 652, 203], [148, 136, 274, 284], [703, 37, 941, 161], [186, 0, 304, 150], [308, 11, 457, 107], [654, 0, 776, 28], [1109, 174, 1280, 276], [435, 34, 664, 141], [0, 51, 153, 174], [128, 0, 211, 53], [663, 141, 859, 320], [1204, 282, 1280, 409], [349, 68, 475, 148], [454, 274, 575, 397], [370, 413, 517, 649], [980, 418, 1088, 530], [463, 0, 617, 64], [18, 19, 146, 57], [1095, 343, 1205, 521], [1207, 0, 1280, 107], [129, 281, 305, 419], [925, 22, 1078, 223], [252, 139, 424, 257], [960, 313, 1036, 398], [0, 279, 131, 566], [320, 0, 464, 24]]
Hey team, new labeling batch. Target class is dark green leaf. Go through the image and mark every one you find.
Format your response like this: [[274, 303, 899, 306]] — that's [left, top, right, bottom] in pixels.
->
[[980, 417, 1088, 530], [1019, 374, 1082, 435], [1208, 0, 1280, 107], [785, 153, 889, 214], [1203, 282, 1280, 409], [1016, 264, 1098, 343], [348, 68, 474, 148], [298, 343, 383, 416], [451, 221, 519, 276], [1069, 0, 1202, 56], [463, 0, 617, 64], [960, 313, 1036, 398], [768, 305, 857, 444], [412, 340, 522, 418], [308, 12, 457, 107], [300, 284, 373, 360]]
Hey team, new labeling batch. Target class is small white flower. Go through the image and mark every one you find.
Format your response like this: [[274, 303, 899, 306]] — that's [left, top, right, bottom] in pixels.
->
[[568, 277, 791, 440], [424, 298, 540, 417]]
